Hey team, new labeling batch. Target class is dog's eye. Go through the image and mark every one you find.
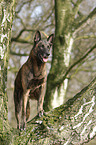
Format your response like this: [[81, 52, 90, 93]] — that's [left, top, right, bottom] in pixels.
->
[[42, 45, 44, 48], [47, 45, 50, 50], [38, 45, 43, 49]]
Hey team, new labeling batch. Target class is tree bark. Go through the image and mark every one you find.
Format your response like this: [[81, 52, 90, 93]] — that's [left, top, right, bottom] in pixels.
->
[[0, 0, 16, 133], [44, 0, 96, 111], [44, 0, 74, 111], [11, 77, 96, 145]]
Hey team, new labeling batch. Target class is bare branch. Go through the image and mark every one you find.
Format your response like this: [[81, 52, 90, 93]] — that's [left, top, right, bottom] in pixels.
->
[[11, 38, 33, 44], [71, 0, 83, 18], [75, 35, 96, 41], [73, 0, 83, 14], [11, 28, 35, 41], [42, 23, 55, 30], [11, 24, 54, 44], [10, 50, 29, 56], [15, 0, 33, 14], [11, 5, 54, 44], [71, 0, 83, 6], [43, 7, 54, 23], [15, 15, 26, 27], [54, 44, 96, 87], [74, 7, 96, 32], [34, 6, 54, 28]]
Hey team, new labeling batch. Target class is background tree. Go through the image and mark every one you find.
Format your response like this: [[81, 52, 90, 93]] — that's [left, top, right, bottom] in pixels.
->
[[44, 0, 96, 111]]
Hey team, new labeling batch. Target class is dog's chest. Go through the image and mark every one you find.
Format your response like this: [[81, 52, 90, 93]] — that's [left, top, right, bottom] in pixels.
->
[[27, 71, 34, 81]]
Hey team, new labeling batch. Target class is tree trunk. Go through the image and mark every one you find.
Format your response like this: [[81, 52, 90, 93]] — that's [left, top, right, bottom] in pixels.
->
[[44, 0, 74, 111], [10, 77, 96, 145], [0, 0, 16, 132]]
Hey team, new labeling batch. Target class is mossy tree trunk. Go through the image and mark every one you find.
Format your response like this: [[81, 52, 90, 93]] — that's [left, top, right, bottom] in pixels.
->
[[44, 0, 75, 111], [44, 0, 95, 111], [0, 0, 16, 135]]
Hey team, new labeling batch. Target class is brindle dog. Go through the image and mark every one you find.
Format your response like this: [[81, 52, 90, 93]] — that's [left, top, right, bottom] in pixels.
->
[[14, 31, 54, 129]]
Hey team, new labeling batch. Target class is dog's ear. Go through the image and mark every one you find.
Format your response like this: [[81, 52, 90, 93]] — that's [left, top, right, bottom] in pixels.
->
[[34, 31, 41, 43], [47, 34, 54, 45]]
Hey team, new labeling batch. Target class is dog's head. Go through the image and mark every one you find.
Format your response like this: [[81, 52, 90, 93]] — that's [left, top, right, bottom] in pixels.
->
[[33, 31, 54, 63]]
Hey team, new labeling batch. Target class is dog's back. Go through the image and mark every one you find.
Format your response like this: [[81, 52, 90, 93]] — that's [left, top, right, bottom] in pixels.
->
[[14, 31, 54, 129]]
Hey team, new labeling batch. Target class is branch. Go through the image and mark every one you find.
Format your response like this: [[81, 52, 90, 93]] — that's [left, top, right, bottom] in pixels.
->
[[42, 7, 54, 23], [11, 6, 54, 43], [13, 77, 96, 144], [11, 28, 35, 42], [75, 34, 96, 41], [73, 0, 83, 14], [55, 44, 96, 87], [74, 7, 96, 32], [15, 0, 33, 14], [71, 0, 83, 6], [11, 38, 33, 44], [11, 24, 54, 43], [33, 6, 54, 29], [10, 50, 29, 56]]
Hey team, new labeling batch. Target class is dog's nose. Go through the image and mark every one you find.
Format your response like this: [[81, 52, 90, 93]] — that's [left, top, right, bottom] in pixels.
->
[[47, 52, 50, 56]]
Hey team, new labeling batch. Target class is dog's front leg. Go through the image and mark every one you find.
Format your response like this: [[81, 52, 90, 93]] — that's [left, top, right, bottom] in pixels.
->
[[22, 89, 30, 129], [37, 83, 46, 117]]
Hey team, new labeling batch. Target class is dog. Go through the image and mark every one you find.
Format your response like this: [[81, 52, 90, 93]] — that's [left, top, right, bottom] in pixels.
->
[[14, 31, 54, 129]]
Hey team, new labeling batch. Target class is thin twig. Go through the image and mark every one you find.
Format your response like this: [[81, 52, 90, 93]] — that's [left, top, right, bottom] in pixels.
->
[[75, 7, 96, 31], [75, 35, 96, 41], [15, 0, 33, 14], [11, 38, 33, 44]]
